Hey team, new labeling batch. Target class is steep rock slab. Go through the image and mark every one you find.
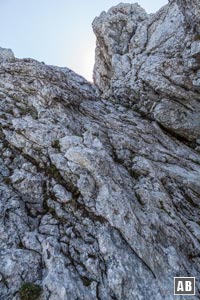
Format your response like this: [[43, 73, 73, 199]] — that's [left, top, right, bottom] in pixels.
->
[[176, 0, 200, 34], [0, 2, 200, 300], [93, 0, 200, 142]]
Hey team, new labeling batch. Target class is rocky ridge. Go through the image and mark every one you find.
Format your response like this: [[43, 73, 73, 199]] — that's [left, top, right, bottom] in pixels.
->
[[0, 1, 200, 299]]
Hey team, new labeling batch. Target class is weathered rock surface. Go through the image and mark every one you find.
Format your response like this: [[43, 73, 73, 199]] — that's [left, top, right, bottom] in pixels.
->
[[93, 0, 200, 141], [0, 1, 200, 299], [0, 47, 14, 62]]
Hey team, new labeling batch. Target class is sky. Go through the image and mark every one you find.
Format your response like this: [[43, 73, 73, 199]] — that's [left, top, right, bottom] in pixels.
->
[[0, 0, 168, 81]]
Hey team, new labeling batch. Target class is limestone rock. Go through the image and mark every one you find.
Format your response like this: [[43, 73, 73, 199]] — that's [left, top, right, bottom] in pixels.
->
[[93, 0, 200, 141], [176, 0, 200, 34], [0, 1, 200, 300], [0, 47, 15, 62]]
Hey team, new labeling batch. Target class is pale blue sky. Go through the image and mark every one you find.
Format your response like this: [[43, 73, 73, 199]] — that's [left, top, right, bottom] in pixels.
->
[[0, 0, 167, 80]]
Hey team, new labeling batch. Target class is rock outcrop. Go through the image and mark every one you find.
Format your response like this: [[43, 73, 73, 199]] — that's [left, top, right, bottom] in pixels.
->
[[0, 1, 200, 299], [93, 1, 200, 141]]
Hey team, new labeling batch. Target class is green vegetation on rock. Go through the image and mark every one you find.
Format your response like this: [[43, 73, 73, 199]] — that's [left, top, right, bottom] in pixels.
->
[[19, 282, 42, 300]]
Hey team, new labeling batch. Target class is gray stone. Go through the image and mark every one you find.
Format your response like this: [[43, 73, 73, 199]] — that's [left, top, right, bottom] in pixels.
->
[[0, 47, 15, 62], [93, 0, 200, 141], [0, 1, 200, 300], [191, 40, 200, 58]]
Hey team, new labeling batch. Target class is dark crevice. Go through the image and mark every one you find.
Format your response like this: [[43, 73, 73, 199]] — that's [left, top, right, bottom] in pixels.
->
[[158, 122, 196, 148]]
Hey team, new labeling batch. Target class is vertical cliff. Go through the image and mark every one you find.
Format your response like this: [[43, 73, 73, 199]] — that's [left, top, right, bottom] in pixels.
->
[[0, 1, 200, 299]]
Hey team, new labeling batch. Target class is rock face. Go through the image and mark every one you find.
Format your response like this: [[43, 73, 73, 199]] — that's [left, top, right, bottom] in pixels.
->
[[93, 1, 200, 141], [0, 47, 14, 62], [0, 1, 200, 299]]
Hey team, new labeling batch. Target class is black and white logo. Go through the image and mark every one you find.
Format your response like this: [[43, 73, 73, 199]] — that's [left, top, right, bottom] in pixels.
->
[[174, 277, 195, 295]]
